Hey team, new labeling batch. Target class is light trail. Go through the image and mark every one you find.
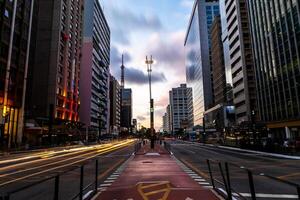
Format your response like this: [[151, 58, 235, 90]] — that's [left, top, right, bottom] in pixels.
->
[[0, 139, 135, 187]]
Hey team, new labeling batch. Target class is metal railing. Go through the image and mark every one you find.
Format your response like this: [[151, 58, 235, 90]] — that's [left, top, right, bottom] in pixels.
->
[[1, 158, 101, 200], [206, 159, 300, 200]]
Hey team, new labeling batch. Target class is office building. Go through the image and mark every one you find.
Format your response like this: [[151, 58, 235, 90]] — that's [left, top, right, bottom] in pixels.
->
[[27, 0, 84, 124], [0, 0, 34, 147], [185, 0, 220, 127], [169, 84, 192, 133], [248, 0, 300, 139], [211, 15, 226, 105], [220, 0, 233, 104], [224, 0, 256, 124], [109, 75, 121, 135], [162, 113, 168, 133], [79, 0, 110, 134], [120, 88, 132, 131]]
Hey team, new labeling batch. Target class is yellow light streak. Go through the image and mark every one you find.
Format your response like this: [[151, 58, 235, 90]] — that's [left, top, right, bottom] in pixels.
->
[[0, 140, 135, 187]]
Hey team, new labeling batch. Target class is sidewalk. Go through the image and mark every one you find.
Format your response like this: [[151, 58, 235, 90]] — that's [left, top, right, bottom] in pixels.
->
[[94, 143, 221, 200]]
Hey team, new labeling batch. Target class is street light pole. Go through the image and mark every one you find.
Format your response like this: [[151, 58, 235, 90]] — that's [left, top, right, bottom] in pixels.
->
[[145, 56, 155, 149]]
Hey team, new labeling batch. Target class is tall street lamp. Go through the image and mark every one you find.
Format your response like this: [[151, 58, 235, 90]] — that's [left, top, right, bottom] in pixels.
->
[[145, 55, 155, 149]]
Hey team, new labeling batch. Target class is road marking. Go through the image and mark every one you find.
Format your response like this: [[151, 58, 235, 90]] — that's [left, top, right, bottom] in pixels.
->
[[195, 178, 205, 182], [137, 181, 171, 200], [198, 182, 210, 185], [107, 177, 118, 180], [180, 159, 209, 179], [100, 183, 112, 187], [104, 180, 115, 183]]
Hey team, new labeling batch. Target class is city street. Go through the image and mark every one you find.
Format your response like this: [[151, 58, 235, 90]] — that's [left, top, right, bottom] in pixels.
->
[[169, 140, 300, 199], [0, 140, 135, 200]]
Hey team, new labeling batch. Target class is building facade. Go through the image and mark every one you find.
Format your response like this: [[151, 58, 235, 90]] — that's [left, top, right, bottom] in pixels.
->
[[109, 75, 120, 135], [247, 0, 300, 140], [79, 0, 110, 134], [211, 15, 226, 105], [220, 0, 233, 104], [27, 0, 84, 124], [185, 0, 220, 127], [0, 0, 34, 147], [120, 88, 132, 132], [224, 0, 257, 124], [169, 84, 192, 133]]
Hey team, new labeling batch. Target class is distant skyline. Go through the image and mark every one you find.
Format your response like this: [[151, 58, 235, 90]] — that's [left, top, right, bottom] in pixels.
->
[[101, 0, 194, 129]]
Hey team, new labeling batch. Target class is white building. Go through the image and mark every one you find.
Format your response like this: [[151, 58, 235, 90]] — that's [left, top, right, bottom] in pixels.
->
[[169, 84, 193, 134]]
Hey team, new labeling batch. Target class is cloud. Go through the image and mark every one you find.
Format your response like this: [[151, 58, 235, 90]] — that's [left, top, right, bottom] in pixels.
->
[[126, 68, 166, 85], [108, 7, 162, 45], [137, 116, 146, 121], [111, 8, 162, 31], [110, 46, 167, 85], [147, 31, 186, 76]]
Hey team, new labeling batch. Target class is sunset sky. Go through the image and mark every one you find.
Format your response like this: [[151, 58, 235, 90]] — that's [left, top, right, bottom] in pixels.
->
[[101, 0, 194, 130]]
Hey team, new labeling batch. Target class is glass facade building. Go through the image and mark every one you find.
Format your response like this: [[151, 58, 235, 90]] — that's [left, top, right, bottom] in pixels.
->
[[185, 0, 219, 127], [0, 0, 34, 147], [248, 0, 300, 139]]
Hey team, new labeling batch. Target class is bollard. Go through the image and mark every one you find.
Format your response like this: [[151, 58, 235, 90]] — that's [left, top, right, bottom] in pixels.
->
[[95, 159, 99, 193], [225, 163, 232, 200], [54, 175, 60, 200], [247, 170, 256, 200], [206, 160, 215, 189], [79, 165, 84, 200]]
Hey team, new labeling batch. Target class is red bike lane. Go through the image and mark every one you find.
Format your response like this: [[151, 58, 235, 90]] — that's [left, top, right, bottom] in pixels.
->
[[94, 143, 221, 200]]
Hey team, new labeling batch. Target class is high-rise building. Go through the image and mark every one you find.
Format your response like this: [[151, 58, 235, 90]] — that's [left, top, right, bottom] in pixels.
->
[[224, 0, 256, 124], [211, 15, 226, 105], [120, 88, 132, 131], [0, 0, 35, 147], [27, 0, 84, 124], [79, 0, 110, 134], [109, 75, 121, 135], [169, 84, 193, 133], [220, 0, 233, 104], [167, 104, 172, 134], [185, 0, 220, 127], [162, 113, 168, 133], [247, 0, 300, 139]]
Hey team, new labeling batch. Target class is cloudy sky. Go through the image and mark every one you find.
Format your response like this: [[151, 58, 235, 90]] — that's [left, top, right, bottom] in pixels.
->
[[101, 0, 194, 130]]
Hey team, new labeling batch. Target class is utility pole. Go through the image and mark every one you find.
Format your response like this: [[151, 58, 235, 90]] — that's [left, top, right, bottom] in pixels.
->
[[145, 56, 155, 149]]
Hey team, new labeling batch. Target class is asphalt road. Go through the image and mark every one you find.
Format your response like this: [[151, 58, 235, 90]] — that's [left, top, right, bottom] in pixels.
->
[[169, 140, 300, 200], [0, 140, 136, 200]]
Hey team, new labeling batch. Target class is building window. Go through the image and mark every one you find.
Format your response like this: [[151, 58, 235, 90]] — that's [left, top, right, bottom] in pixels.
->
[[4, 9, 9, 18]]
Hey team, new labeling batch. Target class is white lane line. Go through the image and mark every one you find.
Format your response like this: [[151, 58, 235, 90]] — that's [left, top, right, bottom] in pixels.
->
[[237, 193, 299, 199], [107, 176, 118, 180], [194, 178, 206, 182], [104, 180, 115, 183], [191, 175, 202, 179], [111, 174, 119, 177], [100, 183, 112, 187], [198, 182, 210, 185], [203, 186, 213, 189], [188, 173, 198, 176]]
